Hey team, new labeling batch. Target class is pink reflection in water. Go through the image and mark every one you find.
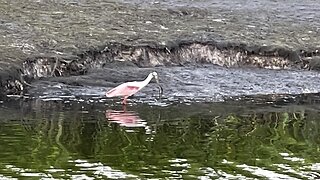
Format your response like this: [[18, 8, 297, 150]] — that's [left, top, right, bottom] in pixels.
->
[[105, 110, 146, 127]]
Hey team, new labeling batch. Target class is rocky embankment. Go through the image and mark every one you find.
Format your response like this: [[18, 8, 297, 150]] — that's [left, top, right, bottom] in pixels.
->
[[0, 0, 319, 98]]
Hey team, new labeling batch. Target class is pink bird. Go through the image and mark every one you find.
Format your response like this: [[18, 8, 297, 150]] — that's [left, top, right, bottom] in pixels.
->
[[106, 72, 163, 104]]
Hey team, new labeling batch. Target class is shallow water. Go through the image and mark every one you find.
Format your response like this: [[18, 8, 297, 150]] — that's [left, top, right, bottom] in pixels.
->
[[28, 65, 320, 103], [0, 97, 320, 179]]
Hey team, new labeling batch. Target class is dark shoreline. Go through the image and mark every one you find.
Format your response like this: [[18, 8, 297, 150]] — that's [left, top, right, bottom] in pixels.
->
[[1, 40, 320, 98]]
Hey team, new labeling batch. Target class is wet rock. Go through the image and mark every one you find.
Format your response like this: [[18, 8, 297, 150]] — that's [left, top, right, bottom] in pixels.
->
[[304, 56, 320, 70], [0, 65, 24, 97]]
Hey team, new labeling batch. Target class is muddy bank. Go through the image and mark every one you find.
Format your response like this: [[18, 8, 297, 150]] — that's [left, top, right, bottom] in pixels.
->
[[4, 40, 320, 98], [1, 0, 320, 97]]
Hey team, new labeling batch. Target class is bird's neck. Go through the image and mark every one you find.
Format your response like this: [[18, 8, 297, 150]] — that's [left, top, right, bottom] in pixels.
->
[[141, 74, 154, 86]]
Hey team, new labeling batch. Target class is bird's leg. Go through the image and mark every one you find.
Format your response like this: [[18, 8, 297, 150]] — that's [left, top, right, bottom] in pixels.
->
[[122, 104, 127, 112], [122, 96, 128, 105]]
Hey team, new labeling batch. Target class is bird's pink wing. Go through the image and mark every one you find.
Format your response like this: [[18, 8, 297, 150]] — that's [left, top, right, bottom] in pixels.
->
[[106, 83, 140, 97]]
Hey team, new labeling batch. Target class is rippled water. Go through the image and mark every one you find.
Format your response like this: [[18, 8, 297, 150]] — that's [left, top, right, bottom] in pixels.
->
[[28, 65, 320, 103], [0, 97, 320, 179]]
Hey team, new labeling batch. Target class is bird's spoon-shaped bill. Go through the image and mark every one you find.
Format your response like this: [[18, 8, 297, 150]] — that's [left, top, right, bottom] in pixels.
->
[[157, 84, 163, 100]]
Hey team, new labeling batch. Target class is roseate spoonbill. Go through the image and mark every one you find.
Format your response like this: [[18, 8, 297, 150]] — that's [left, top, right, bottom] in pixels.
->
[[106, 72, 163, 104]]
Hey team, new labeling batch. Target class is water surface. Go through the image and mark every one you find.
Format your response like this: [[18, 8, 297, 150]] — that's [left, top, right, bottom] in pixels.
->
[[28, 65, 320, 103], [0, 97, 320, 179]]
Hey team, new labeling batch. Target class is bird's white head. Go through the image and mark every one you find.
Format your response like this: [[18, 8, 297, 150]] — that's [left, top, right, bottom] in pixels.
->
[[150, 71, 163, 97], [149, 71, 159, 84], [151, 71, 158, 78]]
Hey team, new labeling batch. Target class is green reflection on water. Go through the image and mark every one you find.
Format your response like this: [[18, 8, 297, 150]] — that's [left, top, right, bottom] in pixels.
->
[[0, 100, 319, 179]]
